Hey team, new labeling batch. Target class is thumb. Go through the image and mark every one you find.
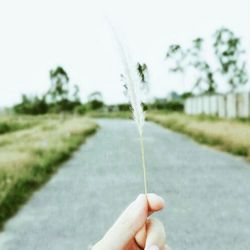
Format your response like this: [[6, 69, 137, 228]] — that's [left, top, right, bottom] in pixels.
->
[[99, 194, 148, 249]]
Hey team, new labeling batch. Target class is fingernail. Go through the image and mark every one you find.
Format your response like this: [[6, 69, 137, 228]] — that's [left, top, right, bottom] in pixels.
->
[[148, 245, 159, 250]]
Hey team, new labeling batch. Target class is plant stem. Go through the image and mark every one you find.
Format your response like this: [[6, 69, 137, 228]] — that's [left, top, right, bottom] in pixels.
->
[[139, 134, 148, 195]]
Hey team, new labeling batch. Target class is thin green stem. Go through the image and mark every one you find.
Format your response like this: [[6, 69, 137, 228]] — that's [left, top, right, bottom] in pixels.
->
[[139, 134, 148, 195]]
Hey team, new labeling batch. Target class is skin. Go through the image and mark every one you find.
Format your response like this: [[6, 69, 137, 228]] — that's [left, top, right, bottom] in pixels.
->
[[92, 194, 169, 250]]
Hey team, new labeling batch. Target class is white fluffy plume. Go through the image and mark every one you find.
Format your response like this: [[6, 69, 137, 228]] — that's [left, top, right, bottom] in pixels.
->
[[108, 23, 148, 194], [123, 58, 145, 136], [110, 27, 145, 136]]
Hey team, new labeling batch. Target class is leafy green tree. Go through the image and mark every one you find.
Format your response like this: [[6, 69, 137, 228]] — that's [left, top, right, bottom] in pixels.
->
[[14, 66, 82, 115], [137, 63, 147, 82], [166, 45, 186, 73], [166, 40, 216, 94], [88, 91, 103, 102], [122, 63, 149, 98], [46, 66, 82, 112], [189, 38, 216, 94], [87, 91, 104, 110], [48, 66, 70, 103], [74, 104, 87, 115], [137, 63, 149, 93], [166, 44, 189, 90], [213, 27, 248, 91], [14, 94, 48, 115]]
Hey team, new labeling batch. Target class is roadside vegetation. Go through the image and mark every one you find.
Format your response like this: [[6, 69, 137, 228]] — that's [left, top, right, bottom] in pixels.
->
[[147, 111, 250, 160], [0, 115, 42, 135], [0, 115, 98, 229]]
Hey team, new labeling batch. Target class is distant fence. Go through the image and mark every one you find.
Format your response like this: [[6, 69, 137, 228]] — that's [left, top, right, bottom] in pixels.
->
[[184, 92, 250, 118]]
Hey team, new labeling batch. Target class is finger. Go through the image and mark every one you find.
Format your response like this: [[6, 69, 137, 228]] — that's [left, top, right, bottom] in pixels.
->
[[99, 194, 148, 249], [145, 218, 166, 250], [95, 194, 165, 250], [133, 194, 165, 249], [147, 193, 165, 215], [135, 224, 146, 249]]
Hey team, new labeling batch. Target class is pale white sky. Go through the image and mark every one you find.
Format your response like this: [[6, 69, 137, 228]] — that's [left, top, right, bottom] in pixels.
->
[[0, 0, 249, 107]]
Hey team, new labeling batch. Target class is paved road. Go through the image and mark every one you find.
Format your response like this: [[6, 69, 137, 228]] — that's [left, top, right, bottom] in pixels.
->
[[0, 119, 250, 250]]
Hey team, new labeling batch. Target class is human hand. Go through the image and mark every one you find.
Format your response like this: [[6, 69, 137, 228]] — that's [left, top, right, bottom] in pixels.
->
[[92, 193, 169, 250]]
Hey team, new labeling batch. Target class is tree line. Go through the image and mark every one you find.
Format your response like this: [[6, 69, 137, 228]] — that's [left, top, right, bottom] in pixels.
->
[[14, 62, 150, 115], [165, 27, 248, 95], [14, 66, 104, 115], [13, 27, 248, 115]]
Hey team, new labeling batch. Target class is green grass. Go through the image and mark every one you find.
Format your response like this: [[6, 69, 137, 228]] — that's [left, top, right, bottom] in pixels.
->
[[147, 111, 250, 160], [0, 115, 98, 229], [0, 115, 42, 135]]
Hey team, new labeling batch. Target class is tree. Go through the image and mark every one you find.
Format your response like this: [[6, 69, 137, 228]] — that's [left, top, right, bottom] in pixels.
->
[[213, 27, 248, 91], [14, 94, 48, 115], [166, 44, 187, 73], [120, 73, 128, 97], [46, 66, 82, 112], [137, 63, 149, 93], [189, 38, 216, 94], [122, 62, 149, 97], [13, 66, 82, 115], [166, 44, 188, 91], [48, 66, 70, 103], [87, 91, 103, 102], [87, 91, 104, 110], [166, 40, 216, 94]]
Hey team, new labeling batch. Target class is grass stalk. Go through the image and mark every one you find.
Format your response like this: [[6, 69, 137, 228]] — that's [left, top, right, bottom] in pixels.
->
[[139, 134, 148, 195]]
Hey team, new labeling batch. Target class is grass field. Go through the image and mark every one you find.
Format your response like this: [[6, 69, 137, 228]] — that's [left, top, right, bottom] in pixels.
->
[[0, 115, 98, 229], [147, 111, 250, 160]]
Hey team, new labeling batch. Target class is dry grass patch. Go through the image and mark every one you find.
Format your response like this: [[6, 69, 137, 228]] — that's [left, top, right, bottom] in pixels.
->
[[147, 112, 250, 160], [0, 115, 98, 229]]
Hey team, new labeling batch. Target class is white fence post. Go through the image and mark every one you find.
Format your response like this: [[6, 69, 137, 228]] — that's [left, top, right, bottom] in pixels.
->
[[197, 96, 203, 115], [210, 95, 218, 116], [226, 93, 237, 118], [218, 95, 227, 118], [193, 97, 199, 115], [202, 96, 210, 115], [237, 92, 250, 118]]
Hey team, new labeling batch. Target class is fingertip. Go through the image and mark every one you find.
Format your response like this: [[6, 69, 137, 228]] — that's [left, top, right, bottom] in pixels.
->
[[134, 194, 147, 207], [103, 193, 149, 248], [147, 193, 165, 211], [136, 193, 147, 201]]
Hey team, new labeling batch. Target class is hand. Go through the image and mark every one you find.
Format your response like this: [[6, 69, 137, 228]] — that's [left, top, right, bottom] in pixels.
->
[[93, 193, 169, 250]]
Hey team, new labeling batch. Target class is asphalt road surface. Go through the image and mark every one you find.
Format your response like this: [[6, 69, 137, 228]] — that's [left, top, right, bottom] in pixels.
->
[[0, 119, 250, 250]]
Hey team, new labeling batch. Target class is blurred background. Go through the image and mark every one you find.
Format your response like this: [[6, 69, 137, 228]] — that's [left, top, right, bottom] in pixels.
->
[[0, 0, 249, 113]]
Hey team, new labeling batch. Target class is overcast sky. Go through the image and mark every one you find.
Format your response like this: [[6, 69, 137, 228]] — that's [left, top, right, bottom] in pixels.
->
[[0, 0, 249, 107]]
